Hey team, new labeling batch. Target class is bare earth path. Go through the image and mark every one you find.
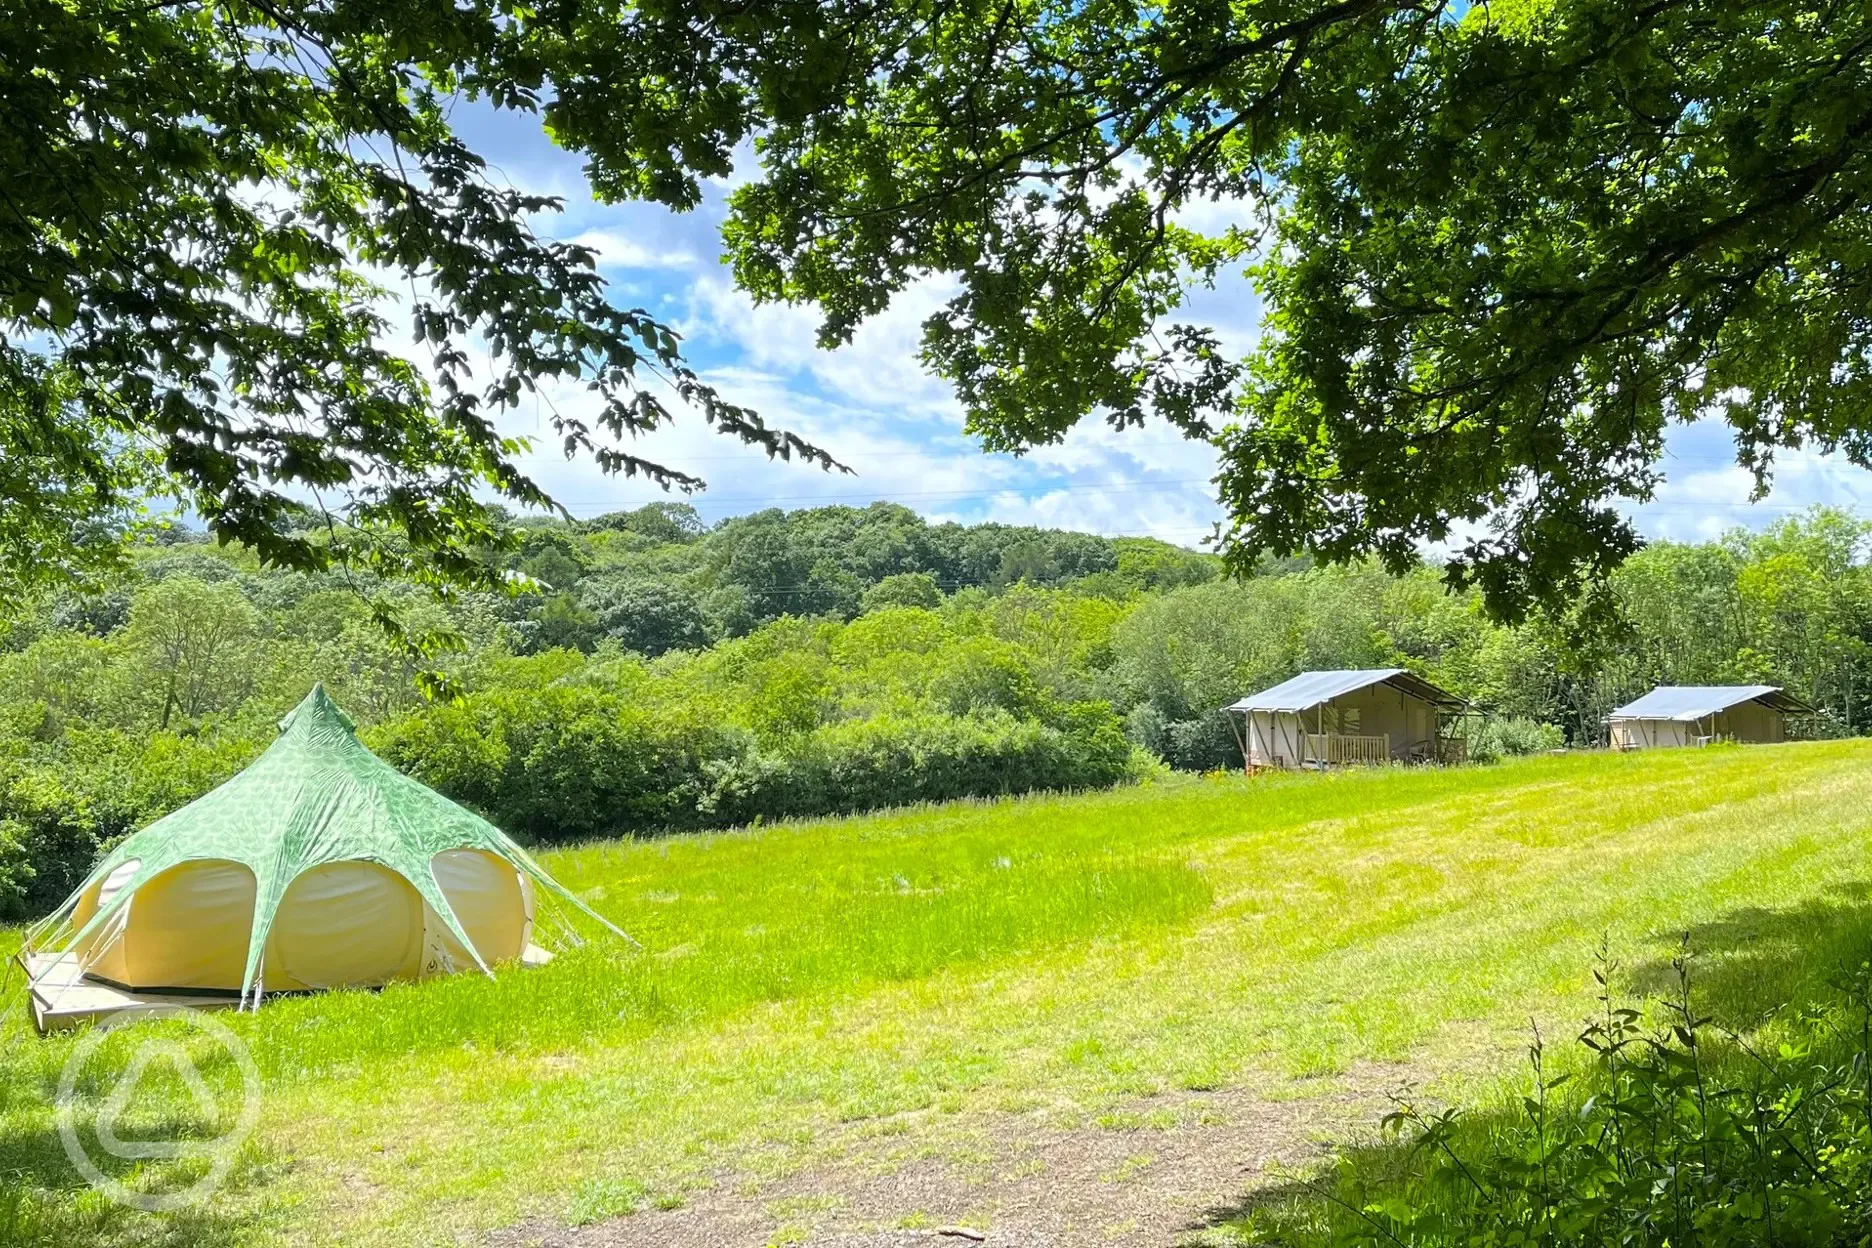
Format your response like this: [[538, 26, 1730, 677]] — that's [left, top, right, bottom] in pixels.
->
[[488, 1065, 1420, 1248]]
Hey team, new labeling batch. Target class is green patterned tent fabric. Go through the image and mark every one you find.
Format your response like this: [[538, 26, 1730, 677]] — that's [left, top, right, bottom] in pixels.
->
[[31, 684, 626, 997]]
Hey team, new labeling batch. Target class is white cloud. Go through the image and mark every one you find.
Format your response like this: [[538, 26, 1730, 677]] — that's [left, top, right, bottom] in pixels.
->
[[653, 263, 1228, 541], [476, 324, 1222, 545], [1626, 438, 1872, 542], [679, 273, 965, 425], [565, 230, 697, 271]]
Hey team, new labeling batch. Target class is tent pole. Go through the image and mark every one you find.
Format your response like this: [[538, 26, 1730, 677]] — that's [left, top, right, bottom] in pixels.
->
[[1227, 710, 1250, 774]]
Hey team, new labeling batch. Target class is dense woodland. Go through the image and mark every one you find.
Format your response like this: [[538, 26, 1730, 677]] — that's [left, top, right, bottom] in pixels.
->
[[1, 501, 1867, 917]]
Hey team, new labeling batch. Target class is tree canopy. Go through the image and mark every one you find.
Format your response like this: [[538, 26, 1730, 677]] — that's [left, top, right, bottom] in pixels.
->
[[534, 0, 1872, 616], [8, 1, 1869, 614], [1, 0, 833, 599]]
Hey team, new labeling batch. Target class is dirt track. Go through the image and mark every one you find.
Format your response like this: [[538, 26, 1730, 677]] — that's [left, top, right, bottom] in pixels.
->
[[487, 1066, 1419, 1248]]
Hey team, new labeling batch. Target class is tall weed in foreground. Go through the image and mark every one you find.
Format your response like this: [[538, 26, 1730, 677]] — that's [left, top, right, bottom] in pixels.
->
[[1236, 944, 1872, 1247]]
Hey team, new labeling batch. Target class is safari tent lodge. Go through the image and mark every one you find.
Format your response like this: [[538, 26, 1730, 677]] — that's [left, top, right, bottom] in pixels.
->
[[1607, 685, 1813, 750], [1224, 669, 1467, 771]]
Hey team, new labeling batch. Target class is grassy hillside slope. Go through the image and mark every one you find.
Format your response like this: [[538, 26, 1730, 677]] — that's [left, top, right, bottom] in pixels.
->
[[6, 741, 1872, 1245]]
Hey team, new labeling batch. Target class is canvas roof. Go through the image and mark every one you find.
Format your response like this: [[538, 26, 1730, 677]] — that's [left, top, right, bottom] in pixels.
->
[[1608, 685, 1814, 721], [1225, 669, 1465, 714], [32, 684, 625, 998]]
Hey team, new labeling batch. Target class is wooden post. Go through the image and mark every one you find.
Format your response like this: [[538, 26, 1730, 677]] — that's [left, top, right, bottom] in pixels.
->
[[1228, 709, 1251, 775]]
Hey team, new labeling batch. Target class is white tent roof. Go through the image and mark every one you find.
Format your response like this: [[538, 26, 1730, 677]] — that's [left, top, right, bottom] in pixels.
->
[[1225, 669, 1465, 714], [1608, 685, 1813, 721]]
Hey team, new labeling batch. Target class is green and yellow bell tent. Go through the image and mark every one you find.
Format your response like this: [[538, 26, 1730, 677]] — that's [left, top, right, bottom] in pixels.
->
[[24, 684, 627, 1022]]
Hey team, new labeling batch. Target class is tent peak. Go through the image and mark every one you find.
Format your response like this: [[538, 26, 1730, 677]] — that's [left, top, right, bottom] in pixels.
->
[[278, 682, 358, 737]]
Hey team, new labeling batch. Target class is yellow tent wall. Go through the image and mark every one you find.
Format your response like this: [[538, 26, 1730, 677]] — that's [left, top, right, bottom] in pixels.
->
[[70, 849, 535, 993]]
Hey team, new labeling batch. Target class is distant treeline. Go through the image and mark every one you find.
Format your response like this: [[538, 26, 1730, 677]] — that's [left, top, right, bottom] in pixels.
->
[[1, 501, 1866, 917]]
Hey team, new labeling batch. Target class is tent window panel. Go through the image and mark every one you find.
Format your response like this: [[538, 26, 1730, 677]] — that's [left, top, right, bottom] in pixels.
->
[[91, 859, 257, 991], [267, 861, 423, 990], [428, 849, 530, 969], [71, 857, 141, 940]]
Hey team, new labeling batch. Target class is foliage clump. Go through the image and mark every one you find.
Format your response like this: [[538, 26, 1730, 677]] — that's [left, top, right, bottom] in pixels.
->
[[1239, 950, 1872, 1248], [1467, 718, 1566, 765]]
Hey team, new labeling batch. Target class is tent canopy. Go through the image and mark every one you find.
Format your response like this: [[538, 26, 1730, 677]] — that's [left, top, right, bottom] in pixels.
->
[[1226, 669, 1466, 715], [32, 684, 625, 998], [1608, 685, 1815, 721]]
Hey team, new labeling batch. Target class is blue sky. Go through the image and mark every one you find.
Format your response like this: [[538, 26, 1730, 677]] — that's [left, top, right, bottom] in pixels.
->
[[457, 104, 1872, 549]]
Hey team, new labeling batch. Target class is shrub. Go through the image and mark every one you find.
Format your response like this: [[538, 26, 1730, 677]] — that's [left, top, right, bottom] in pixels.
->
[[700, 705, 1142, 828], [0, 767, 108, 917], [861, 572, 945, 613], [1468, 716, 1565, 763], [928, 638, 1048, 719], [0, 817, 31, 916], [376, 693, 1143, 843], [1236, 950, 1872, 1248], [0, 727, 258, 917], [578, 576, 711, 656], [370, 685, 727, 842]]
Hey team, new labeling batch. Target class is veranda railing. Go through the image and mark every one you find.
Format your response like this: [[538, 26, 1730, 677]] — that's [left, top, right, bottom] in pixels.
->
[[1302, 732, 1392, 766]]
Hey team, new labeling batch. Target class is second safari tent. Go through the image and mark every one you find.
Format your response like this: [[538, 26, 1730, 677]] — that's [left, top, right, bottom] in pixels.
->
[[1607, 685, 1813, 749], [1224, 668, 1467, 771]]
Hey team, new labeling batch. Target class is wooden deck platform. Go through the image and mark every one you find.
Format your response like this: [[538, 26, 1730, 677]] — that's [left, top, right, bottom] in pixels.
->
[[18, 945, 555, 1034]]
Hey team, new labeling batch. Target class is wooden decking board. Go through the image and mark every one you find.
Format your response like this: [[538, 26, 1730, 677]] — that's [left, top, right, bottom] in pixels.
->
[[19, 952, 234, 1033], [19, 944, 555, 1034]]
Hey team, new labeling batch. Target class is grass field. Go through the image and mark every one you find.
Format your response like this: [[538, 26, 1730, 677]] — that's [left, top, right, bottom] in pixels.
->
[[6, 741, 1872, 1246]]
